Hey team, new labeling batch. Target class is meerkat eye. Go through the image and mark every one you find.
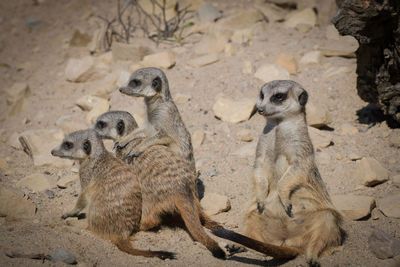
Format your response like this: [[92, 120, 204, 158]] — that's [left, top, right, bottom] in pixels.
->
[[260, 91, 264, 100], [62, 141, 73, 150], [82, 140, 91, 155], [129, 79, 141, 87], [116, 120, 125, 135], [151, 77, 162, 92], [270, 93, 287, 104], [95, 120, 107, 129]]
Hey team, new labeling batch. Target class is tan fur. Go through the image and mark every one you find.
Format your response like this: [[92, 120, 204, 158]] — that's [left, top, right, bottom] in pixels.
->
[[245, 80, 343, 267], [117, 67, 195, 174], [93, 111, 301, 260], [51, 129, 174, 259]]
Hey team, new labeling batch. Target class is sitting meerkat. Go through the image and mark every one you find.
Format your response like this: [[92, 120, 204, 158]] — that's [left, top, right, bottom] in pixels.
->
[[115, 67, 195, 173], [245, 80, 343, 267], [93, 110, 301, 260], [51, 129, 175, 260]]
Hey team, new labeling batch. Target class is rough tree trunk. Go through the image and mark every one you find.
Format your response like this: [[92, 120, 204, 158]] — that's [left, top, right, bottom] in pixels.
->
[[332, 0, 400, 124]]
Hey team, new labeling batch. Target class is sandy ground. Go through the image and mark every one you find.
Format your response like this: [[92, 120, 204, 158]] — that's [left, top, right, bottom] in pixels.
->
[[0, 0, 399, 266]]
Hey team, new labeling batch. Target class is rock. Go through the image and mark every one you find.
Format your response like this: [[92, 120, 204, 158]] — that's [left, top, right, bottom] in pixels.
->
[[254, 63, 290, 83], [368, 228, 400, 259], [3, 82, 30, 105], [18, 129, 73, 168], [331, 194, 375, 220], [338, 123, 360, 135], [192, 130, 205, 149], [236, 129, 253, 142], [129, 63, 144, 73], [197, 4, 221, 22], [111, 42, 152, 61], [299, 51, 322, 65], [232, 142, 257, 158], [76, 95, 108, 111], [320, 36, 358, 58], [389, 134, 400, 148], [324, 66, 351, 78], [306, 101, 332, 128], [65, 56, 109, 83], [174, 93, 191, 104], [349, 153, 362, 161], [194, 34, 229, 56], [308, 127, 332, 149], [207, 170, 220, 177], [377, 194, 400, 219], [87, 24, 106, 53], [231, 22, 266, 44], [218, 8, 264, 30], [242, 61, 253, 74], [69, 30, 92, 47], [188, 54, 219, 68], [94, 73, 118, 99], [326, 24, 340, 40], [274, 53, 298, 75], [45, 189, 55, 199], [142, 51, 175, 69], [213, 95, 255, 123], [57, 175, 78, 189], [86, 100, 110, 124], [224, 43, 235, 56], [284, 8, 317, 28], [371, 208, 381, 220], [255, 3, 287, 22], [0, 188, 36, 220], [50, 248, 77, 265], [0, 157, 9, 169], [97, 52, 113, 65], [392, 175, 400, 184], [8, 132, 22, 150], [16, 173, 51, 192], [295, 23, 313, 33], [353, 157, 389, 187], [55, 114, 88, 135], [200, 192, 231, 216], [116, 71, 131, 87]]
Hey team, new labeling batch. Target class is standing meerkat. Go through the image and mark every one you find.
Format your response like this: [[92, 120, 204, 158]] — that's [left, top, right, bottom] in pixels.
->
[[51, 129, 175, 260], [93, 110, 301, 260], [245, 80, 343, 267], [115, 67, 195, 173]]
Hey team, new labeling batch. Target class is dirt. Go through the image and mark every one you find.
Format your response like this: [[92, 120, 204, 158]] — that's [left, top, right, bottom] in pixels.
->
[[0, 0, 399, 266]]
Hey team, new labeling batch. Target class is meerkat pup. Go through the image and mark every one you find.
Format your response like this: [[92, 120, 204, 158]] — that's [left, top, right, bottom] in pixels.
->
[[51, 129, 175, 260], [93, 110, 301, 260], [245, 80, 343, 267], [115, 67, 195, 173]]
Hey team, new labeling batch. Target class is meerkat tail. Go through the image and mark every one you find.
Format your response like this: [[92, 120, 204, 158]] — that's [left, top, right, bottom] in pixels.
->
[[111, 236, 176, 260], [211, 229, 300, 259], [174, 196, 226, 259]]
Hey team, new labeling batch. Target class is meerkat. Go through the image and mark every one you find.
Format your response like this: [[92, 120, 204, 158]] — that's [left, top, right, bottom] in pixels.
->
[[245, 80, 343, 267], [93, 110, 301, 260], [115, 67, 195, 173], [52, 128, 227, 259], [51, 129, 174, 260]]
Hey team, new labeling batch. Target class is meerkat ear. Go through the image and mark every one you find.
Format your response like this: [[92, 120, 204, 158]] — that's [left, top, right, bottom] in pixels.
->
[[298, 90, 308, 107], [116, 120, 125, 135], [151, 76, 162, 92], [83, 140, 91, 155]]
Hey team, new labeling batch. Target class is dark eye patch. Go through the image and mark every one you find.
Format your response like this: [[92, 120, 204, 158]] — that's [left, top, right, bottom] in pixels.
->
[[129, 79, 142, 87], [116, 120, 125, 135], [260, 91, 264, 100], [151, 77, 162, 92], [95, 120, 107, 129], [270, 93, 287, 104], [62, 141, 73, 150], [83, 140, 91, 155]]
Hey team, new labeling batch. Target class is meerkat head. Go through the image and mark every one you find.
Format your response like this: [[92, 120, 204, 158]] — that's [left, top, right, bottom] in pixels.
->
[[93, 111, 138, 141], [51, 129, 105, 160], [119, 67, 171, 101], [256, 80, 308, 121]]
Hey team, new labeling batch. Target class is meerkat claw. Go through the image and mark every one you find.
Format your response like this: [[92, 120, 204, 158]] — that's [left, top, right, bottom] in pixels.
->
[[285, 204, 293, 217], [257, 202, 265, 214], [125, 151, 141, 159]]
